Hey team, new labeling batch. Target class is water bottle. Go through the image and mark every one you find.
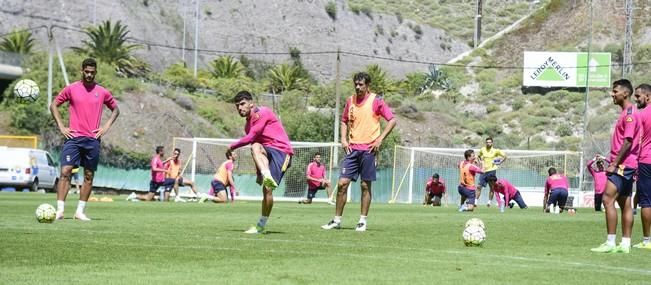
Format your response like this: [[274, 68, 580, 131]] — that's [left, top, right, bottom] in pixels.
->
[[159, 188, 165, 201]]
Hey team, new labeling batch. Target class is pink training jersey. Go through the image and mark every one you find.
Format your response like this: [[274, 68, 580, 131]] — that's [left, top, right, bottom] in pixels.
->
[[609, 104, 640, 169], [150, 155, 166, 183], [341, 93, 394, 151], [637, 106, 651, 164], [493, 179, 517, 208], [54, 81, 118, 138], [306, 162, 326, 189], [230, 106, 293, 155], [587, 159, 607, 195], [545, 174, 569, 195], [425, 178, 446, 195]]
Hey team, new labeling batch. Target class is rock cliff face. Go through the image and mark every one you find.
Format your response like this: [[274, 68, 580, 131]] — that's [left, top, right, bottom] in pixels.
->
[[0, 0, 469, 81]]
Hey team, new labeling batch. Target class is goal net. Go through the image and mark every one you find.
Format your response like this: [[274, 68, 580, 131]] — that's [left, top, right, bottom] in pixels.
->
[[391, 146, 582, 207], [172, 137, 340, 202]]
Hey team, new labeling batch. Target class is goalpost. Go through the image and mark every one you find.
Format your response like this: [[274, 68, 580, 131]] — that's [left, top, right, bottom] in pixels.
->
[[391, 146, 583, 207], [172, 137, 341, 202]]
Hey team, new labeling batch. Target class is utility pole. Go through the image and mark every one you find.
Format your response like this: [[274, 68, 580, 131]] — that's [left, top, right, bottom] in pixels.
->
[[473, 0, 483, 48], [47, 26, 53, 112], [334, 49, 341, 146], [180, 0, 187, 63], [193, 0, 199, 77], [623, 0, 633, 76]]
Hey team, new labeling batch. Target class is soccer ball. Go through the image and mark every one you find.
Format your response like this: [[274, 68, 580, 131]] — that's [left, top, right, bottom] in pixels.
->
[[14, 79, 40, 102], [463, 225, 486, 246], [465, 218, 485, 230], [35, 203, 56, 223]]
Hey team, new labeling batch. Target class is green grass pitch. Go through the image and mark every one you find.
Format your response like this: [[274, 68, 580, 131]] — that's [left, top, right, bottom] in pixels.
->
[[1, 192, 650, 285]]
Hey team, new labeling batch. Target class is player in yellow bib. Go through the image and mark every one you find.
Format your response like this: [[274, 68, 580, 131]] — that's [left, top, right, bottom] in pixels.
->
[[477, 137, 507, 207]]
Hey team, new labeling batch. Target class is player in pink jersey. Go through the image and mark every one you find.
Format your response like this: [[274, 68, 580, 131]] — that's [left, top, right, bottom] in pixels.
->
[[229, 91, 293, 234], [300, 152, 334, 205], [543, 167, 569, 213], [322, 72, 396, 232], [486, 175, 527, 212], [633, 83, 651, 249], [50, 58, 120, 221], [126, 146, 174, 202], [587, 155, 607, 212], [200, 150, 238, 203], [423, 173, 446, 207], [592, 79, 640, 254]]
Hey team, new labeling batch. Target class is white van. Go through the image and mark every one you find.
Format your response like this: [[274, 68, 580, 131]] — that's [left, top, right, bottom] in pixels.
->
[[0, 147, 59, 192]]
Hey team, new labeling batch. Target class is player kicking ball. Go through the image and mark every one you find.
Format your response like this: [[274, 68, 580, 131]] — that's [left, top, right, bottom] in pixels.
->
[[229, 91, 293, 234]]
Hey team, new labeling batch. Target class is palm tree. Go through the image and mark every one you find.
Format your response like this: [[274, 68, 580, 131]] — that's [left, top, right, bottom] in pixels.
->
[[72, 20, 148, 77], [210, 56, 245, 78], [365, 64, 394, 95], [0, 29, 36, 55], [267, 64, 307, 93]]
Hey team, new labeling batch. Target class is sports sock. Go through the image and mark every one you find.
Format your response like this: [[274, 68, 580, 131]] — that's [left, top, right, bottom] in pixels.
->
[[607, 234, 616, 246], [643, 236, 650, 244], [358, 215, 367, 224], [257, 216, 269, 228], [57, 200, 65, 213], [333, 216, 342, 224], [261, 169, 272, 177], [76, 201, 87, 214], [621, 237, 631, 247], [207, 195, 216, 200]]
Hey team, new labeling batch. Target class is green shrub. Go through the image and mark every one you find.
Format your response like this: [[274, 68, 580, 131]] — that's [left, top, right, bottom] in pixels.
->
[[325, 1, 337, 20], [556, 124, 573, 137], [486, 104, 500, 113], [512, 98, 526, 111]]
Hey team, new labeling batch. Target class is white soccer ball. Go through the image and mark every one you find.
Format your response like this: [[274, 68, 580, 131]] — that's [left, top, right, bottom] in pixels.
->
[[465, 218, 485, 230], [463, 225, 486, 246], [35, 203, 56, 223], [14, 79, 40, 102]]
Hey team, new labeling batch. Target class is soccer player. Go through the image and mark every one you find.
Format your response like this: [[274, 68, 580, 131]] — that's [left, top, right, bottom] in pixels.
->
[[477, 137, 507, 207], [591, 79, 640, 254], [486, 175, 527, 212], [543, 167, 569, 213], [423, 173, 446, 207], [633, 83, 651, 249], [458, 149, 483, 212], [229, 91, 293, 234], [321, 72, 396, 232], [165, 148, 198, 202], [127, 146, 174, 202], [50, 58, 120, 221], [199, 149, 238, 203], [587, 155, 607, 212], [300, 152, 335, 205]]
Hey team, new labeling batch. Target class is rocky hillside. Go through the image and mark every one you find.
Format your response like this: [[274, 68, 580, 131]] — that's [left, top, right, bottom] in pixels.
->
[[1, 0, 472, 80]]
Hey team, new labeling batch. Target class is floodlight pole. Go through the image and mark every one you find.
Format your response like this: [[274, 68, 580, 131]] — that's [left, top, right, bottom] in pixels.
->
[[579, 0, 593, 193], [622, 0, 634, 77], [334, 49, 341, 151]]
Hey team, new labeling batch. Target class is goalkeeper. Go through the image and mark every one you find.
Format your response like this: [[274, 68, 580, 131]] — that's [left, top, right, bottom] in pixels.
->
[[477, 136, 507, 207], [423, 173, 446, 206]]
